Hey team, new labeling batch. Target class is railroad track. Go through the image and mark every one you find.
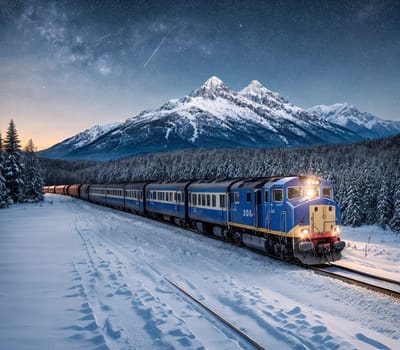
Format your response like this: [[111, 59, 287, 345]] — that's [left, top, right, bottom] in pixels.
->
[[306, 263, 400, 299], [164, 277, 266, 350]]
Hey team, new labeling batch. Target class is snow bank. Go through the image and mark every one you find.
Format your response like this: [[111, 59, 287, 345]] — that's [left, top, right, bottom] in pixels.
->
[[0, 195, 399, 349]]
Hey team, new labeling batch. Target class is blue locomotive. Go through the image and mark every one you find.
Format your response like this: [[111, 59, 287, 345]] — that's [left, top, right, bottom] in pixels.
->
[[45, 175, 345, 265]]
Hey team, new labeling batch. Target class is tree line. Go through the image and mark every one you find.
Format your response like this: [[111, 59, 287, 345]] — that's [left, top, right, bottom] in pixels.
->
[[40, 134, 400, 232], [0, 120, 44, 207]]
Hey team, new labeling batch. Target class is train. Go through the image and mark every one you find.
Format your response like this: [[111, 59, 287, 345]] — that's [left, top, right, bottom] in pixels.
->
[[44, 175, 345, 265]]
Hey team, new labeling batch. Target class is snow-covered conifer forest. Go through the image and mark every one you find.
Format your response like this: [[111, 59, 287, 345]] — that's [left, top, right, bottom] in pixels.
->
[[0, 120, 44, 206], [41, 134, 400, 232]]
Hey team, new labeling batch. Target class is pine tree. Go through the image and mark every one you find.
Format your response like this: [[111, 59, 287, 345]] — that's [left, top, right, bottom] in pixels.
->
[[377, 177, 392, 229], [4, 119, 24, 203], [341, 174, 362, 227], [389, 176, 400, 233], [0, 132, 9, 207], [23, 139, 44, 202]]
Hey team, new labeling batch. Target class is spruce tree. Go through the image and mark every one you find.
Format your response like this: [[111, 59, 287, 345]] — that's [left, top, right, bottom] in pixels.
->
[[377, 178, 392, 229], [389, 176, 400, 233], [0, 132, 9, 207], [4, 119, 24, 203], [23, 139, 44, 202]]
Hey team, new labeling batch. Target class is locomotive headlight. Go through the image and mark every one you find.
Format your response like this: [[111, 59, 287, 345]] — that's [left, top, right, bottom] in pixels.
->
[[300, 228, 309, 239], [305, 187, 316, 199], [334, 226, 341, 234]]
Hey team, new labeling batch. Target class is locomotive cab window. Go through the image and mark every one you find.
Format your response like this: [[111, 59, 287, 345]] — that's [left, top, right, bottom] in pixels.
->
[[246, 192, 251, 203], [264, 190, 269, 203], [288, 186, 303, 200], [273, 189, 283, 202], [234, 192, 240, 204], [323, 187, 333, 198]]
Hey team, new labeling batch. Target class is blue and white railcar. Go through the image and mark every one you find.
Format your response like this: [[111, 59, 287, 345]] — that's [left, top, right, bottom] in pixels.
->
[[89, 184, 108, 206], [188, 179, 239, 237], [146, 181, 193, 225], [105, 184, 125, 210], [124, 182, 149, 214]]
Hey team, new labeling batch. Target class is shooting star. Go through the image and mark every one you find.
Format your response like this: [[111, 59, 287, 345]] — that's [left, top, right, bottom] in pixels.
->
[[143, 32, 169, 68], [95, 33, 112, 47]]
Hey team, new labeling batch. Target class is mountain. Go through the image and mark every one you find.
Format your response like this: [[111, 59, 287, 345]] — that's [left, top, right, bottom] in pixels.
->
[[39, 76, 363, 161], [307, 103, 400, 139], [41, 122, 121, 159]]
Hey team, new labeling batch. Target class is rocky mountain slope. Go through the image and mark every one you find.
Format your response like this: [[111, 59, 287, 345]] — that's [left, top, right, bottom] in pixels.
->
[[40, 77, 370, 161], [307, 103, 400, 139]]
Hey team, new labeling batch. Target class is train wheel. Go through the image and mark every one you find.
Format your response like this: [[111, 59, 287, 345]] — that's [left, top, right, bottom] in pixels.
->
[[233, 231, 242, 246]]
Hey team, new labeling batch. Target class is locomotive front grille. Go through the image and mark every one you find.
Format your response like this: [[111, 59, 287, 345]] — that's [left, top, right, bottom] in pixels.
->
[[310, 205, 336, 234]]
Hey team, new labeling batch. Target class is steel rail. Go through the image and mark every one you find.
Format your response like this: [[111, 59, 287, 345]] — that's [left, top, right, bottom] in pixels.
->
[[306, 265, 400, 299], [329, 263, 400, 286], [164, 277, 266, 350]]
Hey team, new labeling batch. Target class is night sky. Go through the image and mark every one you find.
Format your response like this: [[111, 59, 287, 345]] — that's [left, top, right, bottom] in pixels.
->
[[0, 0, 399, 150]]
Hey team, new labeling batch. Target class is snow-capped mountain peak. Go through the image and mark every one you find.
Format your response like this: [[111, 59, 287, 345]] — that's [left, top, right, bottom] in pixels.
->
[[239, 80, 287, 105], [240, 80, 273, 96], [307, 103, 400, 138], [40, 76, 399, 162], [189, 76, 231, 100], [202, 76, 225, 89]]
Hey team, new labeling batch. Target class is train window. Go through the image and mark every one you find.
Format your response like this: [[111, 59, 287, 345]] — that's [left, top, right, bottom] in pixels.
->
[[212, 195, 216, 207], [166, 192, 169, 201], [323, 187, 332, 198], [273, 189, 283, 202], [219, 194, 225, 208], [206, 194, 210, 207], [234, 192, 239, 204], [177, 193, 181, 202], [246, 192, 251, 202], [192, 194, 197, 205], [288, 187, 303, 200], [202, 194, 206, 206]]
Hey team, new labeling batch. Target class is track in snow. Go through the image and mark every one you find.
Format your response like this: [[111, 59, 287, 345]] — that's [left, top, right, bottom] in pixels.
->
[[310, 264, 400, 299]]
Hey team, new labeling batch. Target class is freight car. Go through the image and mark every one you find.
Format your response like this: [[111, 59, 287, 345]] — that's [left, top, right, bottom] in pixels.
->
[[45, 175, 345, 265]]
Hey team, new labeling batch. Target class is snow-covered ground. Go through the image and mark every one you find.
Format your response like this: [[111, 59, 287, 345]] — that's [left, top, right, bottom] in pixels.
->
[[0, 194, 399, 350]]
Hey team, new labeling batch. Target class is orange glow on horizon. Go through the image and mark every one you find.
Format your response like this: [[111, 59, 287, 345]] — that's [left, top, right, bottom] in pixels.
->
[[0, 119, 81, 152]]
